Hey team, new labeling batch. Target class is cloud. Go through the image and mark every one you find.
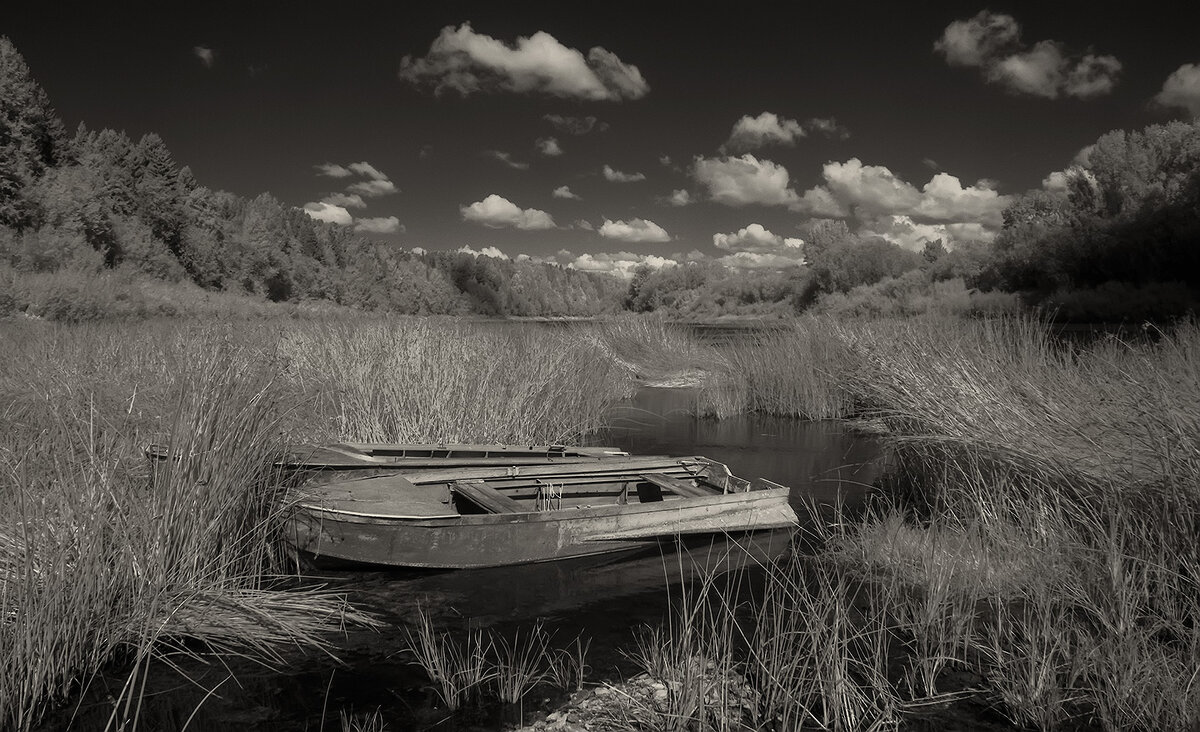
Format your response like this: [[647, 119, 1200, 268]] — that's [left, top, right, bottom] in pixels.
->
[[721, 113, 851, 153], [315, 163, 354, 178], [322, 192, 367, 209], [552, 185, 581, 200], [485, 150, 530, 170], [796, 159, 1008, 225], [714, 251, 808, 269], [602, 164, 645, 183], [598, 218, 670, 242], [666, 189, 692, 206], [348, 161, 389, 180], [712, 223, 804, 258], [565, 251, 677, 278], [399, 23, 649, 101], [536, 137, 563, 156], [691, 154, 799, 207], [302, 202, 352, 225], [193, 45, 215, 68], [723, 112, 805, 152], [315, 161, 399, 197], [354, 216, 404, 234], [934, 11, 1019, 67], [460, 194, 556, 230], [347, 179, 399, 197], [935, 11, 1120, 99], [805, 117, 851, 139], [860, 215, 994, 251], [1155, 63, 1200, 117], [457, 245, 510, 260], [573, 219, 595, 231], [543, 114, 607, 134]]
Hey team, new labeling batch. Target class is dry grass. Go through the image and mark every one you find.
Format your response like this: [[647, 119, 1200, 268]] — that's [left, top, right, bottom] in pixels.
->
[[0, 317, 643, 730], [276, 318, 637, 444]]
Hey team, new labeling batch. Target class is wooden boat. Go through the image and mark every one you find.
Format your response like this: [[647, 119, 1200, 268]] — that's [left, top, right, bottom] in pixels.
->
[[146, 441, 631, 472], [286, 455, 799, 569], [277, 442, 632, 471]]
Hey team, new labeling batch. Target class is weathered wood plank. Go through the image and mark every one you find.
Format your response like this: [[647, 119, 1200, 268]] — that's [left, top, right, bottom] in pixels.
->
[[453, 481, 526, 514]]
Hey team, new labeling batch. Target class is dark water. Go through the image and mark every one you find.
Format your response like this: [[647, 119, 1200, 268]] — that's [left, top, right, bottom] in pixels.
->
[[60, 389, 887, 731]]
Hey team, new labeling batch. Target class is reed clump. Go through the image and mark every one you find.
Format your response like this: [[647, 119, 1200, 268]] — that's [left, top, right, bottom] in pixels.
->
[[0, 323, 372, 732], [399, 605, 592, 715], [822, 315, 1200, 730], [699, 316, 857, 419], [277, 318, 637, 445]]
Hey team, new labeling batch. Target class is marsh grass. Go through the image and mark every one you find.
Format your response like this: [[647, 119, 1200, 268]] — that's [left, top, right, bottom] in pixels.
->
[[1, 317, 643, 730], [400, 605, 593, 718], [699, 316, 856, 419], [277, 319, 637, 444], [585, 314, 719, 387], [0, 326, 374, 731]]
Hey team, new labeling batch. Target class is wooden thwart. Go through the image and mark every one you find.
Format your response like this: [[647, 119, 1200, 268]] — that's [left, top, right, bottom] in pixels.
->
[[640, 473, 718, 497], [453, 481, 524, 514]]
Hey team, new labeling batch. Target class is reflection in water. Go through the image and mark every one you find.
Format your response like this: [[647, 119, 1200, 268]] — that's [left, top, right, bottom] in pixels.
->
[[595, 386, 886, 506], [61, 388, 889, 731]]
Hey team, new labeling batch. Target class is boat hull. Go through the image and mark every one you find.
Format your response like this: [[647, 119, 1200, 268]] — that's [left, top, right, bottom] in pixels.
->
[[287, 488, 798, 569]]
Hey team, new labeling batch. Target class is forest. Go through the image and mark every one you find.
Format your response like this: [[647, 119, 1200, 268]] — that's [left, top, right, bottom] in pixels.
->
[[3, 36, 1199, 322]]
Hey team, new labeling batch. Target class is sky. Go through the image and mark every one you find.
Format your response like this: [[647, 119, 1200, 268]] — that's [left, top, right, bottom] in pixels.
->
[[6, 2, 1200, 276]]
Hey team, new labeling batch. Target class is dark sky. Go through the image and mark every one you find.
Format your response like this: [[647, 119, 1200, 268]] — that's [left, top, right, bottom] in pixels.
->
[[5, 2, 1199, 275]]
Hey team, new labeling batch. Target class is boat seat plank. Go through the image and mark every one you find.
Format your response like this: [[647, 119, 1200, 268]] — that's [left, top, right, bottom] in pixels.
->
[[454, 481, 525, 514], [640, 473, 717, 497], [296, 475, 458, 518]]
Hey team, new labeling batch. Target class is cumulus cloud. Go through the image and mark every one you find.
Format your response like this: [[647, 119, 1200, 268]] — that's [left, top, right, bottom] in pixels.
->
[[712, 223, 804, 255], [721, 113, 853, 153], [805, 117, 851, 139], [457, 245, 510, 260], [691, 154, 799, 207], [666, 189, 692, 206], [935, 11, 1120, 99], [1155, 63, 1200, 117], [598, 218, 670, 242], [322, 192, 367, 209], [796, 159, 1008, 227], [543, 114, 607, 134], [302, 202, 352, 225], [574, 219, 595, 231], [723, 112, 805, 152], [485, 150, 530, 170], [860, 215, 993, 252], [602, 164, 645, 183], [552, 185, 581, 200], [566, 251, 677, 278], [354, 216, 404, 234], [399, 23, 649, 101], [715, 251, 808, 269], [193, 45, 215, 68], [347, 179, 399, 197], [460, 194, 556, 230], [536, 137, 563, 156], [315, 163, 354, 178], [934, 11, 1019, 66]]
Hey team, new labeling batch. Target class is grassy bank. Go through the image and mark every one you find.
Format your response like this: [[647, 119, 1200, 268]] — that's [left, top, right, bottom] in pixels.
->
[[0, 317, 659, 730], [659, 314, 1200, 730]]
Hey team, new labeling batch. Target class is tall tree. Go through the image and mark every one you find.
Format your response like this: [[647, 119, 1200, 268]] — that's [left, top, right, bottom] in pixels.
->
[[0, 37, 68, 229]]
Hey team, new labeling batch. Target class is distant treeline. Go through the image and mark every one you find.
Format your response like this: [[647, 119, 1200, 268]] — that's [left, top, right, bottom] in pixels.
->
[[0, 37, 622, 317], [3, 36, 1199, 321]]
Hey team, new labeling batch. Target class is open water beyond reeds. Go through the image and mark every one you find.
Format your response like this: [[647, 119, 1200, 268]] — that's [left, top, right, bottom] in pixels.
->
[[53, 388, 886, 732]]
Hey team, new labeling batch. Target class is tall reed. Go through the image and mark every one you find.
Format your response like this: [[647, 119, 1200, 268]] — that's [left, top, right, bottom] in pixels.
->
[[0, 323, 371, 731], [277, 319, 636, 444]]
